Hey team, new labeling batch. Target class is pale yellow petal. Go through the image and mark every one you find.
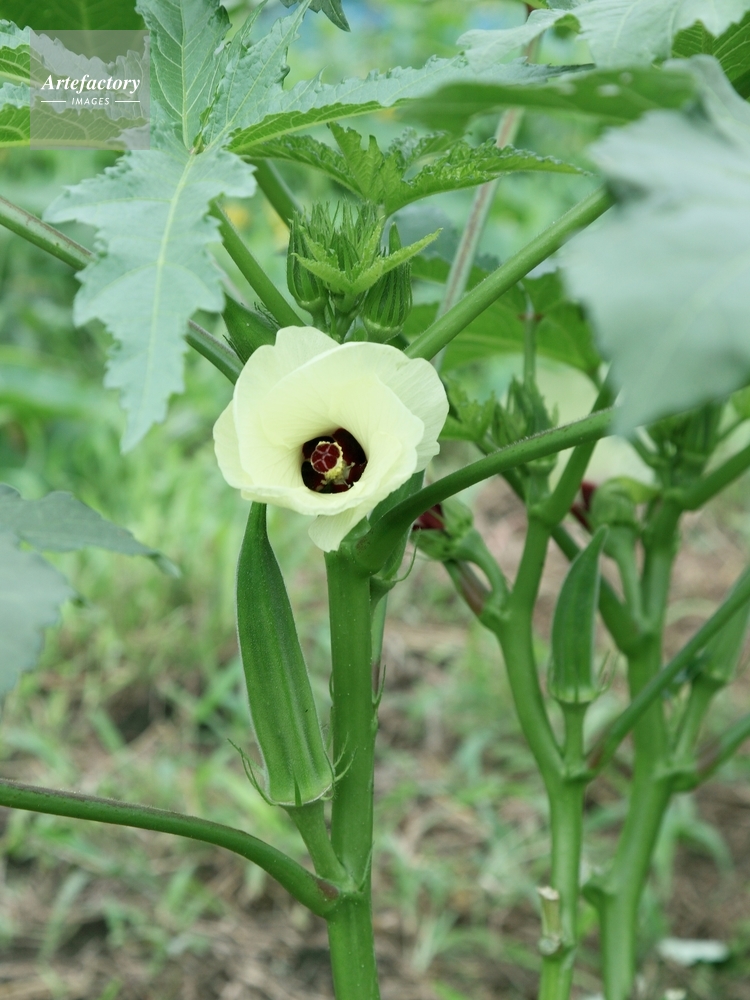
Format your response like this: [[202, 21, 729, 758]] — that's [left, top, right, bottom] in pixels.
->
[[213, 403, 253, 491]]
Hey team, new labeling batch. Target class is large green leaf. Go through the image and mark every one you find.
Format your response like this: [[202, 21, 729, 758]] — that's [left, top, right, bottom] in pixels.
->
[[252, 126, 580, 215], [0, 531, 72, 693], [0, 484, 157, 556], [408, 63, 696, 132], [137, 0, 230, 147], [1, 0, 143, 31], [0, 81, 29, 146], [45, 133, 256, 449], [563, 56, 750, 431], [569, 0, 750, 68], [0, 20, 29, 86], [226, 57, 553, 153]]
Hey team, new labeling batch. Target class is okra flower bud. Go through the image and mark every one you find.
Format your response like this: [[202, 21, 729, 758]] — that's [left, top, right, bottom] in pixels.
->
[[361, 261, 412, 343], [213, 327, 449, 551], [548, 527, 607, 706], [287, 217, 328, 316], [236, 504, 333, 806]]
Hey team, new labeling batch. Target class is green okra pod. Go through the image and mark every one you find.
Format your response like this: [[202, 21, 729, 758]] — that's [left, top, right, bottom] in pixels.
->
[[548, 526, 608, 705], [236, 504, 333, 806]]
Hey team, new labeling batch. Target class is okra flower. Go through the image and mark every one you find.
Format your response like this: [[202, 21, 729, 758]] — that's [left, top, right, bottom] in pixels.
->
[[214, 327, 448, 551]]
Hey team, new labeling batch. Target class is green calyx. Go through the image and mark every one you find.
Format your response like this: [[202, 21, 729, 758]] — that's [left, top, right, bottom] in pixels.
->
[[548, 527, 607, 706], [645, 402, 725, 487], [413, 498, 474, 562], [287, 214, 329, 317], [236, 504, 333, 807]]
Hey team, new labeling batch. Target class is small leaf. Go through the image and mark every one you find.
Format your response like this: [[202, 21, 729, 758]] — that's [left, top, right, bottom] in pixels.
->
[[562, 56, 750, 431], [44, 133, 256, 449], [458, 10, 572, 71], [0, 531, 72, 695], [279, 0, 349, 31]]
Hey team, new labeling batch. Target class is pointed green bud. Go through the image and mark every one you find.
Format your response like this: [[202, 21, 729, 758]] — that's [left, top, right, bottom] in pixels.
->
[[548, 527, 607, 706], [236, 504, 333, 806], [388, 223, 402, 254], [223, 297, 277, 364], [361, 261, 412, 343], [287, 215, 328, 316], [701, 600, 750, 686], [492, 378, 557, 478]]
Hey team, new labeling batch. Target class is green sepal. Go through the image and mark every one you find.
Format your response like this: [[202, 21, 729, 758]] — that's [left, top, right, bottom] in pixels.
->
[[413, 498, 473, 562], [548, 526, 607, 706], [590, 480, 639, 531], [223, 297, 277, 364], [236, 504, 334, 806]]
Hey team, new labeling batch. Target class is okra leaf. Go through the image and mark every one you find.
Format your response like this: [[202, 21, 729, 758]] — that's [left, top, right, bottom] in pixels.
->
[[408, 63, 696, 132], [44, 133, 256, 449], [200, 5, 308, 146], [563, 56, 750, 431], [408, 261, 600, 376], [226, 57, 553, 153], [137, 0, 230, 146], [0, 20, 29, 86], [673, 11, 750, 95], [0, 0, 143, 31], [569, 0, 750, 68], [279, 0, 349, 32], [253, 128, 580, 214], [0, 532, 72, 694], [0, 81, 29, 146], [0, 484, 158, 558], [0, 484, 170, 697]]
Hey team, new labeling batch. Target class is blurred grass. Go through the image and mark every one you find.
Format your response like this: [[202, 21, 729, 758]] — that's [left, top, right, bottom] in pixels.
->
[[0, 2, 750, 998]]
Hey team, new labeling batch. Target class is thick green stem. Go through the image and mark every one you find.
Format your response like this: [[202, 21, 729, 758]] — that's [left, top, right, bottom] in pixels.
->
[[0, 779, 337, 917], [355, 408, 613, 574], [210, 202, 303, 328], [539, 779, 586, 1000], [405, 188, 612, 362], [325, 550, 380, 1000], [596, 503, 680, 1000], [251, 159, 301, 226]]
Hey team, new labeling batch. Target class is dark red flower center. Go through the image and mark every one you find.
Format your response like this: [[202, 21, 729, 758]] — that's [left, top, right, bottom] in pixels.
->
[[301, 428, 367, 494]]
